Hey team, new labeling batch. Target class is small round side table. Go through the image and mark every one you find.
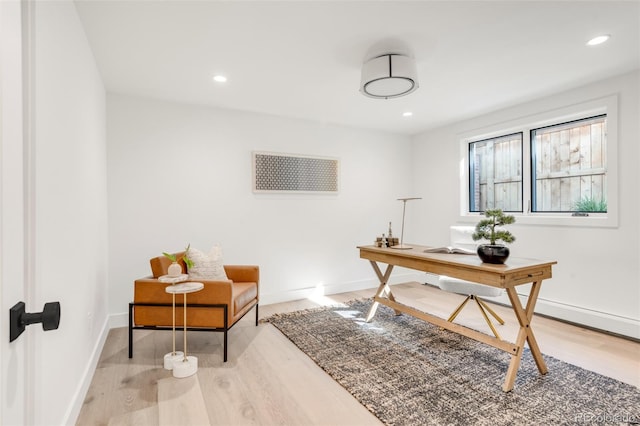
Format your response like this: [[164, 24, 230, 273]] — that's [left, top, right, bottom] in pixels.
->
[[158, 274, 189, 370], [165, 281, 204, 378]]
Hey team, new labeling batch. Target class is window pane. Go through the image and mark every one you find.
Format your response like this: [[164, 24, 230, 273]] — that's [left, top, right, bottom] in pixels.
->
[[469, 133, 523, 212], [531, 115, 607, 213]]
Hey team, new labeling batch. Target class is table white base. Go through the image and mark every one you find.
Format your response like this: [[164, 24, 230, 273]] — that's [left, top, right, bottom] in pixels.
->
[[172, 355, 198, 378], [163, 351, 184, 370]]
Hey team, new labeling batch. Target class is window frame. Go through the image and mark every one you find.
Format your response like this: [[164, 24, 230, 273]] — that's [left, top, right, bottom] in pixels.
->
[[530, 114, 608, 214], [458, 95, 618, 228], [468, 132, 524, 213]]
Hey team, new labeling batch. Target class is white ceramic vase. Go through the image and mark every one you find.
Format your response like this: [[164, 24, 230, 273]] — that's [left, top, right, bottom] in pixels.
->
[[167, 261, 182, 277]]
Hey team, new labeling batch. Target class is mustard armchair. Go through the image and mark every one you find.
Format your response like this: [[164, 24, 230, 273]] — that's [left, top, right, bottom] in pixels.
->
[[129, 252, 259, 362]]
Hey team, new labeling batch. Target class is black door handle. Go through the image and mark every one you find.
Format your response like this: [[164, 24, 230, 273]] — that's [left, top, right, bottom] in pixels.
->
[[9, 301, 61, 342]]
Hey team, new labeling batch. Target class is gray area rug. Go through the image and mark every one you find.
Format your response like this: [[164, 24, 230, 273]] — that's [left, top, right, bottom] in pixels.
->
[[265, 299, 640, 426]]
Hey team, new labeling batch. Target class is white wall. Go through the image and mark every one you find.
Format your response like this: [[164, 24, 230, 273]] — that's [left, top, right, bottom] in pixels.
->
[[412, 71, 640, 339], [107, 95, 415, 322], [34, 2, 108, 424]]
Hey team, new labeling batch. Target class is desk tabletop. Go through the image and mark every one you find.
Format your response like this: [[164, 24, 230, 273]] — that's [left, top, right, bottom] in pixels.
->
[[358, 244, 557, 288]]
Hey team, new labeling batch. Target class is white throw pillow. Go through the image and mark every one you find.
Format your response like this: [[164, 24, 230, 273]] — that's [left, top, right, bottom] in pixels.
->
[[186, 246, 229, 281]]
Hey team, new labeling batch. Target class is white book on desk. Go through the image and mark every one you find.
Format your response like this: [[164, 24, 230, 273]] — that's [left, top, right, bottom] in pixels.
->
[[423, 246, 476, 255]]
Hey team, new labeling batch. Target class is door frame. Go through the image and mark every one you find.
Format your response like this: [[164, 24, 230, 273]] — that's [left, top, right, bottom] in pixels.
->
[[1, 0, 36, 424]]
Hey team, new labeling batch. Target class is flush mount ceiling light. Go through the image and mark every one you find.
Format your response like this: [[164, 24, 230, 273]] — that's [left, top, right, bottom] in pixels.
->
[[587, 34, 610, 46], [360, 53, 418, 99], [213, 75, 227, 83]]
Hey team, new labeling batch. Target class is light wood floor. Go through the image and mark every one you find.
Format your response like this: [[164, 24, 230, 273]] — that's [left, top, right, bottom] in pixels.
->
[[76, 282, 640, 425]]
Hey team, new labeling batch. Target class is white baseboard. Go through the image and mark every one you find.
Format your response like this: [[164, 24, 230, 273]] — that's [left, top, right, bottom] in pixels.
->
[[64, 315, 111, 425], [110, 311, 128, 329], [259, 272, 424, 305], [514, 294, 639, 340], [490, 290, 639, 340]]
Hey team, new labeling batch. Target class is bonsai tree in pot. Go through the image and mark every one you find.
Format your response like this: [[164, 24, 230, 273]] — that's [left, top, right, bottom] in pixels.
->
[[472, 209, 516, 264]]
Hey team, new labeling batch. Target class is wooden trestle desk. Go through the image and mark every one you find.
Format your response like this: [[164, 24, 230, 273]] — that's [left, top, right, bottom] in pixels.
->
[[358, 244, 557, 392]]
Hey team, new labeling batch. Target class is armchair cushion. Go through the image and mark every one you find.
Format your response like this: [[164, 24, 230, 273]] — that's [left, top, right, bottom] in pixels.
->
[[186, 246, 229, 281]]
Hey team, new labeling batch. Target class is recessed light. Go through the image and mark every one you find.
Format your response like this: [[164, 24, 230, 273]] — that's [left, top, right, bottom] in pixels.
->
[[403, 112, 413, 117], [213, 75, 227, 83], [586, 35, 610, 46]]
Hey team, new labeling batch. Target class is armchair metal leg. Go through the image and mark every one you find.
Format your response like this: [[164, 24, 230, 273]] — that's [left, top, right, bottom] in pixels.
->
[[255, 304, 259, 326], [128, 303, 133, 358], [223, 329, 228, 362]]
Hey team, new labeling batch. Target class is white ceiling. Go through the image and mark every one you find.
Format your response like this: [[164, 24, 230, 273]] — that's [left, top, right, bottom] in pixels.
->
[[74, 1, 640, 136]]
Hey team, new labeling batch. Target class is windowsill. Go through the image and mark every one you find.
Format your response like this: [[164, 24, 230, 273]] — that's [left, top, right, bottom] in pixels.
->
[[458, 212, 618, 228]]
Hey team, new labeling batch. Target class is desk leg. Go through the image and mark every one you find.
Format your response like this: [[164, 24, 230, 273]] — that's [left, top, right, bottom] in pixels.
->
[[365, 261, 399, 322], [503, 281, 548, 392]]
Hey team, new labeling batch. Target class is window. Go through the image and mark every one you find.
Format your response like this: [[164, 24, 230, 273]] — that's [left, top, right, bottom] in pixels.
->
[[469, 133, 522, 212], [460, 96, 617, 227], [531, 115, 607, 213]]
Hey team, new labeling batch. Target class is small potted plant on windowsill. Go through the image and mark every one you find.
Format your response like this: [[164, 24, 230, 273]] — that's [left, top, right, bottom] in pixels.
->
[[163, 244, 194, 277], [472, 209, 516, 264]]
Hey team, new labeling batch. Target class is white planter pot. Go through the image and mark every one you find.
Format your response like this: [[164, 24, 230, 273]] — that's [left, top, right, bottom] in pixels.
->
[[167, 262, 182, 277]]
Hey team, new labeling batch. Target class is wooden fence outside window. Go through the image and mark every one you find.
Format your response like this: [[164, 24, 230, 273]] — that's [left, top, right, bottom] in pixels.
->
[[469, 115, 607, 213], [532, 116, 607, 212]]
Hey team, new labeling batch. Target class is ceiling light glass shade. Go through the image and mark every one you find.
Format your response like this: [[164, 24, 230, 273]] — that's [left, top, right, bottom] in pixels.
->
[[360, 54, 418, 99]]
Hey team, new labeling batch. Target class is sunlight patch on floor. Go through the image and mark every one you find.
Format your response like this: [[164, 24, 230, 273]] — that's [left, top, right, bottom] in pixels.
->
[[305, 283, 349, 308]]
